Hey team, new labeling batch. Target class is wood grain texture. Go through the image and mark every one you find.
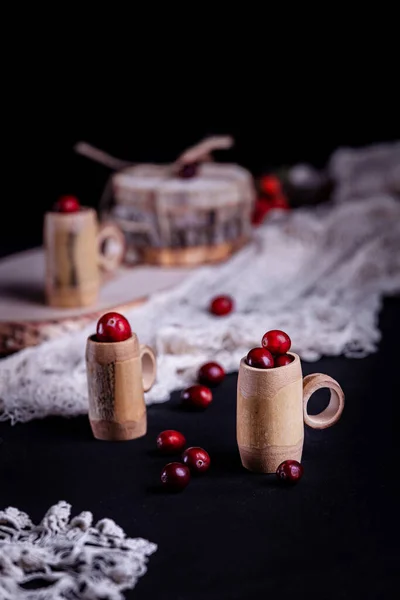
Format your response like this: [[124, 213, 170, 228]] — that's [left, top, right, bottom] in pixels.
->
[[89, 415, 147, 441], [303, 373, 345, 429], [239, 441, 303, 473], [85, 334, 156, 441], [44, 209, 100, 308], [108, 160, 256, 266], [140, 345, 157, 391], [44, 209, 124, 308], [176, 136, 234, 165], [237, 353, 345, 473], [0, 301, 144, 355], [142, 236, 248, 267], [237, 353, 304, 473], [97, 222, 126, 272]]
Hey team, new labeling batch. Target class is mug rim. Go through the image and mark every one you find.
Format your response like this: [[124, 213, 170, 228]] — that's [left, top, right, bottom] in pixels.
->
[[45, 206, 95, 217], [86, 332, 140, 362], [240, 351, 300, 372], [87, 332, 137, 346]]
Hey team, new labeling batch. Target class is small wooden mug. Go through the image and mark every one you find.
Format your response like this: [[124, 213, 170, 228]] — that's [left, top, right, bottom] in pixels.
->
[[86, 333, 156, 441], [44, 207, 125, 307], [237, 352, 345, 473]]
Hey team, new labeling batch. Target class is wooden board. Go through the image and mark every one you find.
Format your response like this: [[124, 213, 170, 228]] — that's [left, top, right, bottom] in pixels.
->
[[0, 249, 193, 354]]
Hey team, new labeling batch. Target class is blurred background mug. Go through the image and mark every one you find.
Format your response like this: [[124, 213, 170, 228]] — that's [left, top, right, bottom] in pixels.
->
[[44, 207, 125, 308], [237, 352, 345, 473]]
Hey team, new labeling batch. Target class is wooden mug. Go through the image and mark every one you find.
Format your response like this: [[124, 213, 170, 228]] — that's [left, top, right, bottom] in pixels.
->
[[237, 352, 345, 473], [44, 207, 125, 307], [86, 333, 156, 441]]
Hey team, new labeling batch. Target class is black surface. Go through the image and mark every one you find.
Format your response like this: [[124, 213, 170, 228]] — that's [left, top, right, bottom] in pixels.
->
[[0, 298, 399, 599]]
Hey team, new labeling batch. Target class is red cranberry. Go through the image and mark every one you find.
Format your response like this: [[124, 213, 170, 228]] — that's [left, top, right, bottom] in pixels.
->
[[209, 295, 234, 316], [182, 447, 210, 474], [252, 199, 272, 225], [276, 460, 304, 484], [270, 194, 290, 211], [160, 462, 190, 492], [198, 362, 225, 387], [178, 162, 199, 178], [262, 330, 291, 355], [260, 175, 282, 196], [246, 347, 274, 369], [53, 195, 81, 213], [181, 385, 212, 410], [274, 354, 294, 367], [156, 430, 186, 454], [96, 312, 132, 343]]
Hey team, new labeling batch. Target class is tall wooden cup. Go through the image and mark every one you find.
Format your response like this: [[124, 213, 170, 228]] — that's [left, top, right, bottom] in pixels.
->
[[44, 207, 125, 307], [86, 333, 156, 441], [237, 352, 345, 473]]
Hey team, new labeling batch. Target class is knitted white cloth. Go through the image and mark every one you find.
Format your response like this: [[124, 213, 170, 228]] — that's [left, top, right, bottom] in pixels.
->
[[0, 144, 399, 424], [329, 141, 400, 202], [0, 501, 157, 600]]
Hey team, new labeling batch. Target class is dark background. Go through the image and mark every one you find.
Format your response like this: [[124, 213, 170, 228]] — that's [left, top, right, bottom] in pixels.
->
[[5, 34, 400, 255]]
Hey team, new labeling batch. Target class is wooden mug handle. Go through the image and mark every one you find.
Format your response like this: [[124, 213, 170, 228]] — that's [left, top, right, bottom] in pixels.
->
[[303, 374, 345, 429], [140, 344, 157, 392], [97, 222, 125, 273]]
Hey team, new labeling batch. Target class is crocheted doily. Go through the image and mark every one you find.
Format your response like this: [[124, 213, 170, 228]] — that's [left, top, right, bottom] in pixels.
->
[[0, 501, 157, 599]]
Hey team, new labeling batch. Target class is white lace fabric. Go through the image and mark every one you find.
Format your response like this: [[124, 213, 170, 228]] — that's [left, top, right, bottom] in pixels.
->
[[0, 501, 157, 600], [0, 144, 399, 425], [329, 141, 400, 202]]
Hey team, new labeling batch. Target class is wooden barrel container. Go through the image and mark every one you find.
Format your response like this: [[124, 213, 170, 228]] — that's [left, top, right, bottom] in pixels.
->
[[101, 162, 255, 267], [86, 333, 156, 441], [74, 136, 256, 267]]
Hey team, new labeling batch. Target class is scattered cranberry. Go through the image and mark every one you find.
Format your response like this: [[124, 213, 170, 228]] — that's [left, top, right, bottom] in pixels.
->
[[182, 447, 210, 474], [53, 195, 81, 213], [260, 175, 282, 197], [198, 362, 225, 387], [276, 460, 304, 484], [252, 199, 272, 225], [262, 329, 291, 355], [270, 194, 290, 211], [156, 430, 186, 454], [160, 462, 190, 492], [274, 354, 294, 367], [246, 347, 274, 369], [96, 312, 132, 343], [181, 385, 213, 410], [209, 295, 234, 316], [178, 162, 199, 178]]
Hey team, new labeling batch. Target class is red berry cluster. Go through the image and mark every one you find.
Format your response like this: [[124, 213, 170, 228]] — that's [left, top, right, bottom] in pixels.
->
[[180, 359, 226, 410], [160, 359, 225, 491], [157, 430, 211, 492], [252, 175, 290, 226], [246, 329, 293, 369]]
